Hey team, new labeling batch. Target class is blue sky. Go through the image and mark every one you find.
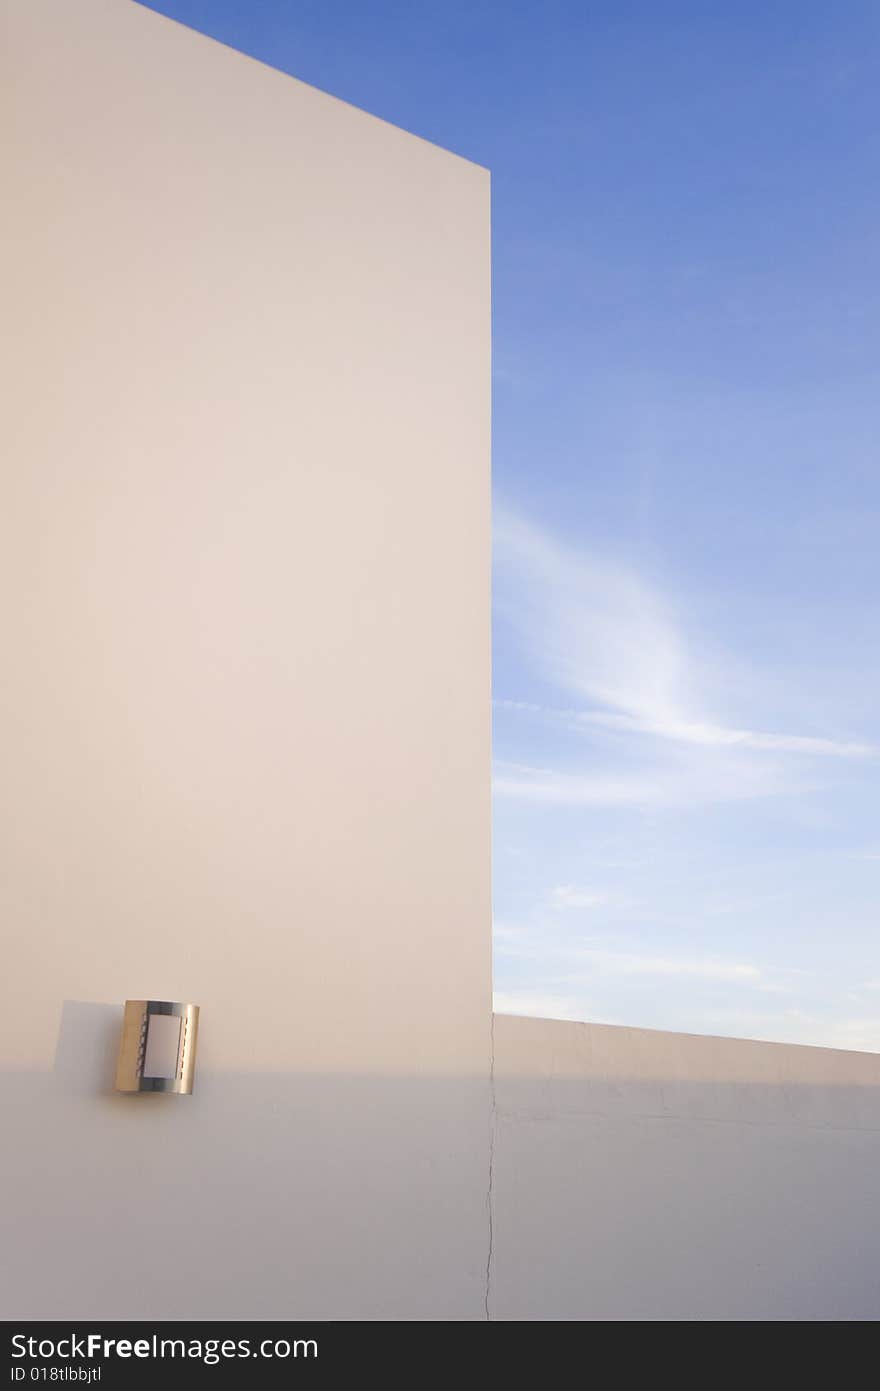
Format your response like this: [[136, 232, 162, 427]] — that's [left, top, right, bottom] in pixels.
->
[[146, 1, 880, 1051]]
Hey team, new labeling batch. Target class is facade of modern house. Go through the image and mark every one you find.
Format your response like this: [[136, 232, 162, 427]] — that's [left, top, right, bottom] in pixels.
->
[[3, 0, 879, 1320]]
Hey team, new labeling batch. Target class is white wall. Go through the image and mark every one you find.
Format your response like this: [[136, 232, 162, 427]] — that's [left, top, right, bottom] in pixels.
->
[[1, 0, 491, 1319], [491, 1015, 880, 1320]]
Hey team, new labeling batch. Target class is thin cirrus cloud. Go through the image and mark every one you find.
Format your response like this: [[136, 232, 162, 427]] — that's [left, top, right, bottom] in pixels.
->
[[577, 710, 875, 758], [493, 507, 874, 808], [573, 950, 761, 982], [492, 508, 880, 1050], [494, 922, 767, 985], [494, 508, 688, 730], [492, 755, 798, 807], [550, 884, 614, 909], [492, 991, 587, 1022]]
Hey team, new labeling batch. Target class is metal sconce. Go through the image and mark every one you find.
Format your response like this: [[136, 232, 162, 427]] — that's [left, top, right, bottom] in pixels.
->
[[115, 1000, 200, 1095]]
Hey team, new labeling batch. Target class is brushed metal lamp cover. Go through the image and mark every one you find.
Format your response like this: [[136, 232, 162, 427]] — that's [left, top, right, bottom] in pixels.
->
[[115, 1000, 200, 1094]]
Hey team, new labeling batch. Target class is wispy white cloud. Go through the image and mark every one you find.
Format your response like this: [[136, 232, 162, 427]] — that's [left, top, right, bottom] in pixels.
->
[[494, 762, 665, 806], [493, 921, 767, 985], [550, 884, 614, 910], [821, 1018, 880, 1053], [493, 508, 875, 767], [695, 1008, 880, 1054], [495, 697, 874, 758], [493, 755, 798, 807], [577, 710, 875, 758], [574, 949, 762, 983], [492, 918, 879, 1049], [494, 509, 687, 729], [492, 507, 878, 1052], [493, 990, 588, 1022], [493, 992, 880, 1053]]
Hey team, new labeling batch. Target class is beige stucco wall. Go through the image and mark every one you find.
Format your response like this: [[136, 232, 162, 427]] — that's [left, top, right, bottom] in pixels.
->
[[1, 0, 491, 1318], [491, 1014, 880, 1320]]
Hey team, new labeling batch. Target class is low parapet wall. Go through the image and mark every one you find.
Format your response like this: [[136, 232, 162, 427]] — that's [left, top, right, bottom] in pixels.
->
[[490, 1014, 880, 1320]]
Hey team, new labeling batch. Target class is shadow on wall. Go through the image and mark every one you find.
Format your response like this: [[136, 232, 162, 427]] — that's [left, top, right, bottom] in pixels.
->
[[5, 1003, 880, 1320], [2, 1001, 490, 1321], [53, 1000, 121, 1094], [491, 1015, 880, 1322]]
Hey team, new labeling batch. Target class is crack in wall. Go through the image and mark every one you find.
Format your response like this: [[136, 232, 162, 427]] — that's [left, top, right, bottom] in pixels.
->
[[485, 1009, 496, 1320]]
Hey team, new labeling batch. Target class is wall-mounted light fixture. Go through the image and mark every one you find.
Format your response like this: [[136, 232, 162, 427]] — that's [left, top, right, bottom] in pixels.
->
[[115, 1000, 200, 1094]]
